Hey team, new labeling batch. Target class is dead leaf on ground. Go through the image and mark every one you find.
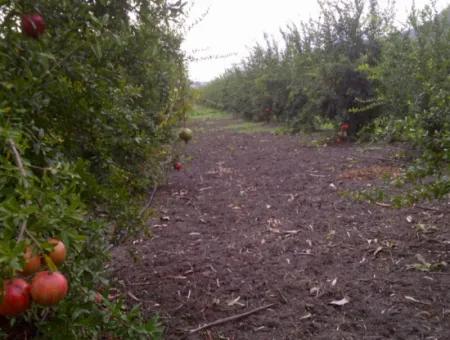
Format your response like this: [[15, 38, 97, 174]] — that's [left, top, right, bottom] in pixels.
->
[[299, 313, 312, 320], [406, 254, 448, 272], [330, 297, 350, 306], [127, 291, 140, 301], [373, 246, 383, 257], [227, 296, 244, 307], [414, 223, 438, 233], [404, 296, 431, 305], [310, 287, 320, 297]]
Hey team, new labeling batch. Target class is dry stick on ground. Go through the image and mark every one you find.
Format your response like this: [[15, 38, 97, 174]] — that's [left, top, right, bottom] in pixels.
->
[[8, 139, 29, 242], [414, 204, 444, 213], [188, 303, 275, 335]]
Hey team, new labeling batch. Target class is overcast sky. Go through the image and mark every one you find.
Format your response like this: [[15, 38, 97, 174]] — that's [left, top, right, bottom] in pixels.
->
[[182, 0, 449, 82]]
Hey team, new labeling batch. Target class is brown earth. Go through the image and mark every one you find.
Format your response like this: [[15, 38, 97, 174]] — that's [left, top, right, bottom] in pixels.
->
[[112, 115, 450, 340]]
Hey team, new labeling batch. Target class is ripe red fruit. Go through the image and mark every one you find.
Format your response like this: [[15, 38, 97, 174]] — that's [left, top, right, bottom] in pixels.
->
[[340, 122, 350, 131], [94, 292, 103, 304], [48, 239, 67, 265], [31, 271, 68, 306], [0, 278, 31, 316], [174, 162, 182, 171], [21, 247, 41, 275], [21, 14, 46, 39]]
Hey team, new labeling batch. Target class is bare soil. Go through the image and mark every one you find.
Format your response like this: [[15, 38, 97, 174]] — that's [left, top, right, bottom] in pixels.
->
[[112, 116, 450, 340]]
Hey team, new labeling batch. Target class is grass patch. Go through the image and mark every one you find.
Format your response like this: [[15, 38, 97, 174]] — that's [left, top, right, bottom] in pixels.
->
[[188, 106, 230, 120], [225, 121, 277, 134]]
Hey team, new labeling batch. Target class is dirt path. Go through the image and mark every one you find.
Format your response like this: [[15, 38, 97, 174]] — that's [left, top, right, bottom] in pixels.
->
[[112, 115, 449, 340]]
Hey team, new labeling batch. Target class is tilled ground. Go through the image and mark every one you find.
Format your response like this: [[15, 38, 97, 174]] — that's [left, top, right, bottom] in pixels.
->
[[112, 116, 449, 340]]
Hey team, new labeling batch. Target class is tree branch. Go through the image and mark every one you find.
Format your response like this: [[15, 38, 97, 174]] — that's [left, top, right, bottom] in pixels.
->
[[188, 303, 275, 335]]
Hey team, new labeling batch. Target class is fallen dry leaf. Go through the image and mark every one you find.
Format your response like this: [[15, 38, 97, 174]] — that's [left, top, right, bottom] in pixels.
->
[[330, 297, 350, 306], [373, 246, 383, 257], [310, 287, 320, 297], [227, 296, 244, 307], [299, 313, 312, 320]]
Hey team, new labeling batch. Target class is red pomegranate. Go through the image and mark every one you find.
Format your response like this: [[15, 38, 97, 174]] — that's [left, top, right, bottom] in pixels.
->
[[174, 162, 182, 171], [31, 271, 68, 306], [48, 239, 67, 265], [340, 122, 350, 131], [21, 246, 41, 275], [21, 14, 46, 39], [0, 278, 31, 316]]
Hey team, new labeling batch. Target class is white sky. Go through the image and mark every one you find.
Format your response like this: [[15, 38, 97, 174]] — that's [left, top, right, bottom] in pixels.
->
[[182, 0, 449, 82]]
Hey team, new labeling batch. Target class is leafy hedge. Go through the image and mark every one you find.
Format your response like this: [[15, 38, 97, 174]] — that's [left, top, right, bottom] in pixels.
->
[[1, 0, 187, 338]]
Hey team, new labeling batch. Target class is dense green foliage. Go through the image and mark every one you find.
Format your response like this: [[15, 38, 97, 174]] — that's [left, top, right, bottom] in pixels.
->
[[359, 5, 450, 205], [1, 0, 187, 338], [200, 0, 449, 203]]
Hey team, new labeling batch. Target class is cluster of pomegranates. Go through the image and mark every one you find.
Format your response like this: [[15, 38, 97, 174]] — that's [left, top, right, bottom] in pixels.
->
[[0, 239, 69, 317], [0, 12, 70, 319]]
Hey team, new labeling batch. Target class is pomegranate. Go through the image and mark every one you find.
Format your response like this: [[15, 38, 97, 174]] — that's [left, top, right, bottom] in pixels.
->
[[48, 239, 67, 265], [31, 271, 68, 306], [21, 247, 41, 275], [178, 128, 192, 143], [174, 162, 182, 171], [21, 14, 46, 39], [0, 278, 31, 316], [94, 292, 103, 304]]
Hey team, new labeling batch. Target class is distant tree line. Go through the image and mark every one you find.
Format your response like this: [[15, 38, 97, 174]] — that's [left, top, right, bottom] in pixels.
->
[[199, 0, 449, 204]]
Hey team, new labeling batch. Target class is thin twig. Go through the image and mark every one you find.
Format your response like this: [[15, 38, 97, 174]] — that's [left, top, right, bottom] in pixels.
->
[[24, 229, 44, 250], [275, 288, 288, 304], [188, 303, 275, 335], [138, 185, 158, 218], [8, 139, 29, 242], [307, 173, 327, 178], [297, 252, 314, 256], [414, 205, 444, 213], [127, 281, 152, 286], [8, 139, 27, 180], [17, 221, 28, 243], [375, 202, 392, 208]]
